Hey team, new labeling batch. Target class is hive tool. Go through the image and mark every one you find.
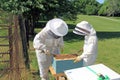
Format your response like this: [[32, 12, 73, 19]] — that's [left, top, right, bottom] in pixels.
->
[[86, 66, 110, 80]]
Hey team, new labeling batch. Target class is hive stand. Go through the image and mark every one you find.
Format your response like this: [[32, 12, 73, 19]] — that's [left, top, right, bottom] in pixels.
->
[[49, 66, 66, 80]]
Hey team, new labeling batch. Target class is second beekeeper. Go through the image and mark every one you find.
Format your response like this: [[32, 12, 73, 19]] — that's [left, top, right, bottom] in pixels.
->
[[73, 21, 98, 66]]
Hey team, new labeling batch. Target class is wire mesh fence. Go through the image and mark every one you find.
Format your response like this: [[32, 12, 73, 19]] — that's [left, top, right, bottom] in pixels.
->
[[0, 19, 10, 79], [0, 12, 30, 80]]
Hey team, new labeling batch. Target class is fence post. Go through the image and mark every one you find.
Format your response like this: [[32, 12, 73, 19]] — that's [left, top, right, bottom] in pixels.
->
[[18, 14, 30, 69]]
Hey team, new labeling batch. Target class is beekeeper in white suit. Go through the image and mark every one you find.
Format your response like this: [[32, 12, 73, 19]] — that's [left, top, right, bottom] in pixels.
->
[[73, 21, 98, 66], [33, 18, 68, 80]]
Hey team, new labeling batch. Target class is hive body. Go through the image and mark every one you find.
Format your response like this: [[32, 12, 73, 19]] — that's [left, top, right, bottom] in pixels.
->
[[52, 54, 83, 73]]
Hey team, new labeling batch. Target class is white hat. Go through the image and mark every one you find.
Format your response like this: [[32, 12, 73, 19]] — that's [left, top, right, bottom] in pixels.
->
[[49, 18, 68, 36], [73, 21, 92, 35]]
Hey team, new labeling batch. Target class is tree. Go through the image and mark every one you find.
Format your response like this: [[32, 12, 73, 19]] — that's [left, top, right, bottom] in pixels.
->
[[106, 0, 120, 16], [98, 1, 108, 16], [73, 0, 101, 15], [85, 1, 101, 15], [0, 0, 78, 69], [0, 0, 78, 33], [98, 0, 120, 16]]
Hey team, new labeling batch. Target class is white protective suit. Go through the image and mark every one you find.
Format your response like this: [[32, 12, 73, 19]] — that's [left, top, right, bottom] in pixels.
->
[[33, 18, 68, 80], [73, 21, 98, 66]]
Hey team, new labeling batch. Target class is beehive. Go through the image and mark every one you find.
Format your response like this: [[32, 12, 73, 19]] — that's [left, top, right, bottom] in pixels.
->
[[52, 54, 83, 73]]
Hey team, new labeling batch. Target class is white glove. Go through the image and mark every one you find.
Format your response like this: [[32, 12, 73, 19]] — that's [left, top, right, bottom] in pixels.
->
[[74, 56, 82, 63], [43, 49, 50, 55]]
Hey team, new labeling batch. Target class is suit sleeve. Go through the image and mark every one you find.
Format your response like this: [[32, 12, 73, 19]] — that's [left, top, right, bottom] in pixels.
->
[[80, 37, 97, 58], [59, 37, 64, 48], [33, 33, 46, 50]]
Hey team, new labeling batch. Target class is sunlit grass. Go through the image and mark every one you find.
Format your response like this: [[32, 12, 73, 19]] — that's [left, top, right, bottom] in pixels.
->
[[29, 15, 120, 80], [1, 14, 120, 80]]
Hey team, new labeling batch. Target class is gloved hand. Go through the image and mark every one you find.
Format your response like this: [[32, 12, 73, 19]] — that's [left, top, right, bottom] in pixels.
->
[[43, 49, 50, 55], [74, 56, 82, 63]]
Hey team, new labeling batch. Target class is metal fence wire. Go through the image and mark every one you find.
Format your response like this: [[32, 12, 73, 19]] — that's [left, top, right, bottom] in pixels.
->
[[0, 15, 27, 80]]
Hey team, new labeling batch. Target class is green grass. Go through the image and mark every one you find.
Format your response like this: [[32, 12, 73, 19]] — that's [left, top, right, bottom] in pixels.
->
[[63, 15, 120, 74], [29, 15, 120, 80], [66, 15, 120, 32], [1, 14, 120, 79], [97, 38, 120, 73], [65, 15, 120, 73]]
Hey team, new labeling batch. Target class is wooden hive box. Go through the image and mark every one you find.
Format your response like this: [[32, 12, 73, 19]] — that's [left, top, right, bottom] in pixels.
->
[[52, 54, 83, 74]]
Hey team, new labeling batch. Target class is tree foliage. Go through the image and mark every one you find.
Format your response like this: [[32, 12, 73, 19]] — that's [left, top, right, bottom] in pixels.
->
[[106, 0, 120, 16], [98, 0, 120, 16], [72, 0, 101, 15], [0, 0, 78, 20], [0, 0, 82, 33], [0, 0, 101, 35]]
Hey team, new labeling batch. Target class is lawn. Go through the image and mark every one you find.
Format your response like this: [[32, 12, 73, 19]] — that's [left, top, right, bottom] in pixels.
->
[[28, 15, 120, 80], [30, 15, 120, 76], [64, 15, 120, 73], [1, 14, 120, 80]]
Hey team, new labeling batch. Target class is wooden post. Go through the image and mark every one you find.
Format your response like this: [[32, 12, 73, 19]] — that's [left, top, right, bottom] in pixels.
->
[[18, 14, 30, 69]]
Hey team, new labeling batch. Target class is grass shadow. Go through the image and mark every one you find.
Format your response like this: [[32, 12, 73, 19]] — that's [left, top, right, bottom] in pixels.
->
[[64, 24, 120, 42], [97, 31, 120, 40], [31, 23, 120, 42], [64, 31, 120, 43]]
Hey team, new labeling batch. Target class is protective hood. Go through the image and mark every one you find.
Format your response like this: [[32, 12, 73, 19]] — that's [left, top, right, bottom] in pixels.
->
[[46, 18, 68, 36], [73, 21, 96, 36]]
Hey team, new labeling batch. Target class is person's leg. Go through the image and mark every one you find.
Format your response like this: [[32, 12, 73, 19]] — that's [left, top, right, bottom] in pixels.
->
[[40, 55, 52, 80], [39, 62, 49, 80], [36, 51, 53, 80], [35, 50, 49, 80]]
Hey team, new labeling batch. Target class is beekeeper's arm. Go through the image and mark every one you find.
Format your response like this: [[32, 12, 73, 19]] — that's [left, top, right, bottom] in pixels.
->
[[58, 37, 64, 53], [33, 33, 50, 54], [74, 38, 96, 62]]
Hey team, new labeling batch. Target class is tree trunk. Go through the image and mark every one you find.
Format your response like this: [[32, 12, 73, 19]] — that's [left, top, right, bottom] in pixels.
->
[[18, 14, 30, 69], [29, 16, 35, 36], [25, 18, 30, 48]]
